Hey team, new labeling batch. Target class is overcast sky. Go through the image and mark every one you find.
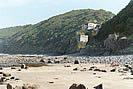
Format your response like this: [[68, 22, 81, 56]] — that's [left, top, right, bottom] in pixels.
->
[[0, 0, 130, 28]]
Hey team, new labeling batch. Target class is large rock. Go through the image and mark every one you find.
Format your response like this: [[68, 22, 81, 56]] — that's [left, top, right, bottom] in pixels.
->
[[74, 60, 80, 64], [94, 84, 103, 89], [69, 83, 86, 89], [21, 64, 26, 69]]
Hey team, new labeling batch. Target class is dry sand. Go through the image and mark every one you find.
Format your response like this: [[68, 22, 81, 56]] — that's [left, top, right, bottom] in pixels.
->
[[1, 64, 133, 89]]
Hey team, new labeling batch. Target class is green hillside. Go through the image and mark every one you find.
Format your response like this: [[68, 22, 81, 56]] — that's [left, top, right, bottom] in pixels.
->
[[0, 9, 114, 54], [97, 0, 133, 40], [0, 25, 30, 47]]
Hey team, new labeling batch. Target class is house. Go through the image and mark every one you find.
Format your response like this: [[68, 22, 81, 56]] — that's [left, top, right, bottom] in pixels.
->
[[87, 23, 101, 30], [88, 23, 98, 30], [77, 35, 88, 43], [80, 35, 88, 42]]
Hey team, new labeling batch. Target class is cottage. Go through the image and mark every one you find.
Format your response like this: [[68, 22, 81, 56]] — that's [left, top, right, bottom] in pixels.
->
[[79, 35, 88, 43], [87, 23, 101, 30]]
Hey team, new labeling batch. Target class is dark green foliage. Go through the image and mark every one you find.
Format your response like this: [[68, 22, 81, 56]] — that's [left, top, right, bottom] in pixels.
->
[[97, 1, 133, 40], [0, 25, 31, 48], [0, 9, 114, 54]]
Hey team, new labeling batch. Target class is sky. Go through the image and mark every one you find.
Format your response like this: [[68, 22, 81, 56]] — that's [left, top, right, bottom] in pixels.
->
[[0, 0, 130, 29]]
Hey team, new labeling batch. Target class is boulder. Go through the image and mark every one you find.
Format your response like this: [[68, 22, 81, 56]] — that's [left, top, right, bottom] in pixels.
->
[[21, 64, 26, 69], [69, 83, 86, 89], [110, 69, 116, 72], [94, 84, 103, 89], [47, 60, 52, 64], [74, 60, 80, 64], [40, 59, 45, 63], [73, 68, 79, 71]]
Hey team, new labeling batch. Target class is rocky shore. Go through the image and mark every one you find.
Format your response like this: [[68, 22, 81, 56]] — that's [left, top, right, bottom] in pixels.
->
[[0, 54, 132, 89], [0, 55, 132, 67]]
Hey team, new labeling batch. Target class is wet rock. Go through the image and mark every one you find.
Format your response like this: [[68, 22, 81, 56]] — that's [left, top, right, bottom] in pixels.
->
[[73, 68, 79, 71], [93, 73, 96, 75], [0, 72, 3, 74], [110, 69, 116, 72], [100, 70, 107, 72], [11, 67, 16, 69], [94, 69, 100, 72], [40, 59, 45, 63], [94, 84, 103, 89], [90, 66, 97, 69], [10, 77, 15, 80], [15, 78, 20, 80], [47, 60, 52, 64], [89, 68, 93, 71], [21, 64, 26, 69], [48, 82, 54, 84], [18, 69, 21, 71], [74, 60, 80, 64], [64, 65, 71, 67], [69, 83, 86, 89]]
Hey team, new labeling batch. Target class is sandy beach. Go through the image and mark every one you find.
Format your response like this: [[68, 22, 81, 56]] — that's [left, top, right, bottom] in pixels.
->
[[1, 63, 132, 89]]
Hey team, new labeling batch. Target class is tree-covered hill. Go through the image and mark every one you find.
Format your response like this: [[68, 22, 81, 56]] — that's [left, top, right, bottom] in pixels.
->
[[0, 9, 114, 54], [0, 25, 30, 48], [97, 0, 133, 41]]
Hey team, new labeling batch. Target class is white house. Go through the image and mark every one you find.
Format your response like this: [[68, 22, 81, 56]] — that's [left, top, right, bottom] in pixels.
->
[[79, 35, 88, 42], [88, 23, 97, 30], [87, 23, 101, 30]]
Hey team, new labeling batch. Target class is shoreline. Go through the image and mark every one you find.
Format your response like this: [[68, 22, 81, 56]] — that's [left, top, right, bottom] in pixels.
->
[[0, 54, 132, 67]]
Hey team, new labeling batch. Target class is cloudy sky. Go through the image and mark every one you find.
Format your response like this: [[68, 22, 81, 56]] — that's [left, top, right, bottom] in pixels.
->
[[0, 0, 130, 28]]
